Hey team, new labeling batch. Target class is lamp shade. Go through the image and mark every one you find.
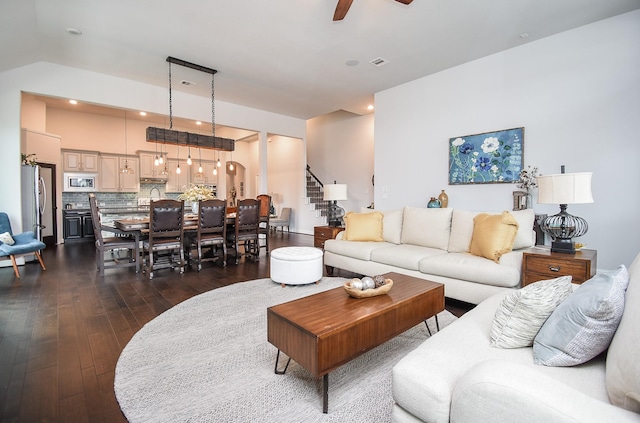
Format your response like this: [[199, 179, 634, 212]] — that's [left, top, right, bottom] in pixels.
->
[[537, 172, 593, 205], [323, 184, 348, 201]]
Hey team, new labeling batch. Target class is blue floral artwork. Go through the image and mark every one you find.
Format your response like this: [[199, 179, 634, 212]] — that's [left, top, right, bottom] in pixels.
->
[[449, 127, 524, 185]]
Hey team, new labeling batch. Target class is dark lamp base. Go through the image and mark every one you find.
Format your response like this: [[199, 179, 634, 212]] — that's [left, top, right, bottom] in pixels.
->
[[328, 220, 342, 228], [551, 239, 576, 254]]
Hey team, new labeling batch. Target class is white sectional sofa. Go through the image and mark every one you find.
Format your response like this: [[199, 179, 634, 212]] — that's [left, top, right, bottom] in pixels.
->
[[323, 207, 536, 304], [391, 252, 640, 423]]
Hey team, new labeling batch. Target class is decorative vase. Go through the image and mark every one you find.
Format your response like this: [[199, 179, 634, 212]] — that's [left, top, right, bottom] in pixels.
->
[[191, 202, 199, 214], [525, 193, 533, 209], [427, 197, 441, 208], [438, 190, 449, 208]]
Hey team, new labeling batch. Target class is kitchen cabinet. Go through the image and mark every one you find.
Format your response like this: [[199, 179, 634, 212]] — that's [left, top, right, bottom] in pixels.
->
[[165, 159, 190, 192], [99, 154, 140, 192], [138, 151, 168, 180], [63, 150, 99, 172], [190, 160, 219, 185], [63, 210, 94, 242]]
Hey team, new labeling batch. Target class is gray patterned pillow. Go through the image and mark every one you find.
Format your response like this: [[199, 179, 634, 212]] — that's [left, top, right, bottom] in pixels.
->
[[533, 266, 629, 366], [490, 275, 573, 349]]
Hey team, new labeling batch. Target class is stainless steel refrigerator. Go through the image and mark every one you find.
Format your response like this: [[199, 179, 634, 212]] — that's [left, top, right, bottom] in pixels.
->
[[21, 165, 45, 259]]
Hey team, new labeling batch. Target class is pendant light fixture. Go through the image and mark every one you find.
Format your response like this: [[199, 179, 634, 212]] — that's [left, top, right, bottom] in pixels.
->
[[186, 133, 192, 165], [120, 111, 134, 175], [197, 148, 203, 174]]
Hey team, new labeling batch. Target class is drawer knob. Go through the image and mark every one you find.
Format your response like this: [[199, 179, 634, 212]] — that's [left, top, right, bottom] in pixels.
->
[[549, 266, 561, 272]]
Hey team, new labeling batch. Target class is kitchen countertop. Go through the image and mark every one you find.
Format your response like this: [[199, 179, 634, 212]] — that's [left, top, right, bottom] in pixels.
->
[[100, 207, 150, 215]]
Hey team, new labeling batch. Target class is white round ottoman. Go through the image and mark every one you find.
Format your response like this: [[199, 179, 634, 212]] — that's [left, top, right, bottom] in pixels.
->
[[270, 247, 323, 286]]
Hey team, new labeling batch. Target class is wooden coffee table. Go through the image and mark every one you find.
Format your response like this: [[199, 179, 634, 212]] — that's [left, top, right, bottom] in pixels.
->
[[266, 272, 444, 413]]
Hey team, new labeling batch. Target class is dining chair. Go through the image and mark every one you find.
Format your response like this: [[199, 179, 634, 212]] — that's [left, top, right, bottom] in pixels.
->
[[0, 212, 46, 278], [227, 199, 260, 264], [186, 199, 227, 270], [89, 193, 139, 275], [256, 194, 271, 255], [269, 207, 292, 233], [143, 199, 185, 279]]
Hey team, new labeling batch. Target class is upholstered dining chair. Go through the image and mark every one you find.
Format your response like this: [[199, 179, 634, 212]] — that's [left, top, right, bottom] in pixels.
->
[[0, 212, 46, 278], [89, 193, 139, 275], [143, 199, 185, 279], [269, 207, 292, 233], [186, 199, 227, 270], [256, 194, 271, 255], [227, 199, 260, 265]]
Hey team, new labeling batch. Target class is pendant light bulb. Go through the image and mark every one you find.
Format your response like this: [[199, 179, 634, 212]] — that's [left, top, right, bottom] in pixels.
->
[[213, 167, 217, 176], [198, 164, 203, 173], [159, 155, 164, 165], [176, 164, 181, 175], [217, 158, 221, 167], [187, 155, 192, 166], [154, 156, 159, 166], [229, 162, 234, 171]]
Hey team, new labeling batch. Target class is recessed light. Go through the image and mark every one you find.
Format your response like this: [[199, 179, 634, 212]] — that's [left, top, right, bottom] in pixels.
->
[[139, 111, 147, 116], [367, 105, 374, 111], [196, 121, 202, 125], [69, 99, 78, 105], [345, 60, 359, 67], [65, 27, 82, 36]]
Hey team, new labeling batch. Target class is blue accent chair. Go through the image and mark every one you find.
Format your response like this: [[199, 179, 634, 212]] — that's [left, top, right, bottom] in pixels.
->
[[0, 212, 46, 278]]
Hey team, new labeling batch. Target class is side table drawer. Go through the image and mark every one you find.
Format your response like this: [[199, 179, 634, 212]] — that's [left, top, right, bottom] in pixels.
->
[[314, 227, 335, 239], [525, 256, 588, 281]]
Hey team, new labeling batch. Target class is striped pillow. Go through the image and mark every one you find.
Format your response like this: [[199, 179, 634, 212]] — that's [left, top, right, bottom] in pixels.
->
[[491, 276, 573, 349]]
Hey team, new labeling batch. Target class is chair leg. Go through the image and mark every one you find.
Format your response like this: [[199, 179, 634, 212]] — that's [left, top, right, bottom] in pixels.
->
[[34, 251, 46, 271], [9, 255, 20, 278]]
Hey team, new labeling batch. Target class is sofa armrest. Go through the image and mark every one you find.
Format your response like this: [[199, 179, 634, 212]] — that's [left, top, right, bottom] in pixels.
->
[[451, 360, 640, 423]]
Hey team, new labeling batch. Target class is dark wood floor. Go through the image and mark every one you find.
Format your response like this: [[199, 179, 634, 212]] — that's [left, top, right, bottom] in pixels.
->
[[0, 231, 472, 422]]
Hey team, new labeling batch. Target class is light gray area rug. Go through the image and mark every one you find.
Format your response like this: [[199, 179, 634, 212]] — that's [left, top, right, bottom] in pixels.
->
[[114, 277, 457, 422]]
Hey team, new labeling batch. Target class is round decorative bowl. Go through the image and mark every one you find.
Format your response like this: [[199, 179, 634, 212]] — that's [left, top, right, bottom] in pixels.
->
[[343, 279, 393, 298]]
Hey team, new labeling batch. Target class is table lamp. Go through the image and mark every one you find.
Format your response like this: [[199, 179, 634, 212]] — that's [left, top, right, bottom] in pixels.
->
[[323, 182, 348, 227], [537, 166, 593, 254]]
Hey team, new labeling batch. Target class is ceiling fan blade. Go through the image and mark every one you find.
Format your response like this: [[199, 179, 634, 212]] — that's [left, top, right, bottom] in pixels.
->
[[333, 0, 354, 21], [395, 0, 414, 4]]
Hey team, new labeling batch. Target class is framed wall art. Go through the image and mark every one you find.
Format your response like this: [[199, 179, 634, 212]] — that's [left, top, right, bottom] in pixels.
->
[[449, 127, 524, 185]]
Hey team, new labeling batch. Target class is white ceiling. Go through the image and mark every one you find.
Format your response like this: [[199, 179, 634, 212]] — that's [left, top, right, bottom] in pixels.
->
[[3, 0, 639, 120]]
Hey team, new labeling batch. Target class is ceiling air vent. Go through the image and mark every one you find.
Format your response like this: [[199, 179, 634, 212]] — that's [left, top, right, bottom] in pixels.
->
[[180, 80, 196, 86], [369, 57, 389, 67]]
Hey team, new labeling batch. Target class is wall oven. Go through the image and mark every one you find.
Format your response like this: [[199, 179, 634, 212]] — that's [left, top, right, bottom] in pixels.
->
[[64, 173, 98, 192]]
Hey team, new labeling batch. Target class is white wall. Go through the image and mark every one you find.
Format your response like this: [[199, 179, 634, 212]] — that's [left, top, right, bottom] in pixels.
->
[[0, 62, 306, 231], [374, 10, 640, 269], [306, 111, 374, 222]]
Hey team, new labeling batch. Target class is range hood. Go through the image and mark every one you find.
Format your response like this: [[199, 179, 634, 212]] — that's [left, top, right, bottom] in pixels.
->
[[140, 177, 168, 183]]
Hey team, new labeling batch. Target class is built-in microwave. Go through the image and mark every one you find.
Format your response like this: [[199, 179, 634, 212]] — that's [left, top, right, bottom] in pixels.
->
[[64, 173, 98, 192]]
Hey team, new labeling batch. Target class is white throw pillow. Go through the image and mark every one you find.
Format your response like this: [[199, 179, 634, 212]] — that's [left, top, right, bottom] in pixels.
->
[[0, 232, 15, 245], [510, 209, 535, 249], [383, 209, 403, 244], [401, 207, 453, 250], [490, 276, 573, 349], [533, 266, 629, 366], [447, 209, 480, 252]]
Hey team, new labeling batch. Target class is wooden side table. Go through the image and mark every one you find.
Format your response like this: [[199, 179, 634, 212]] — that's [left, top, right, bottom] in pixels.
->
[[314, 226, 343, 249], [521, 248, 597, 287]]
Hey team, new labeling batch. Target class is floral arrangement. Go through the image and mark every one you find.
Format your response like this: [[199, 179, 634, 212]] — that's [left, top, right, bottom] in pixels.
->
[[177, 184, 216, 202], [21, 153, 38, 166], [517, 165, 538, 192]]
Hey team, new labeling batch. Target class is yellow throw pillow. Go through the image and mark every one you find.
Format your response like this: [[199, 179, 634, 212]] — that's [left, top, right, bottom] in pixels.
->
[[343, 212, 384, 242], [469, 211, 519, 262]]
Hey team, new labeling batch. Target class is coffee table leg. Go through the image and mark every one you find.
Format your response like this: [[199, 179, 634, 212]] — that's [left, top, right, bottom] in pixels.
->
[[323, 374, 329, 414], [274, 350, 291, 375], [435, 314, 440, 331]]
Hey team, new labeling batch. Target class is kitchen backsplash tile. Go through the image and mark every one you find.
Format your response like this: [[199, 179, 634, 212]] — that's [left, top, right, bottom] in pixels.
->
[[62, 183, 179, 209]]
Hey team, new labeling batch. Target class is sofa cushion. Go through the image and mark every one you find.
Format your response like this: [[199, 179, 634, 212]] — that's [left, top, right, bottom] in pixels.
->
[[322, 239, 391, 261], [419, 252, 522, 288], [343, 211, 384, 242], [382, 209, 403, 244], [606, 253, 640, 413], [533, 266, 629, 367], [490, 275, 573, 348], [447, 210, 480, 253], [401, 207, 453, 250], [448, 209, 534, 253], [370, 244, 446, 271], [469, 211, 519, 263]]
